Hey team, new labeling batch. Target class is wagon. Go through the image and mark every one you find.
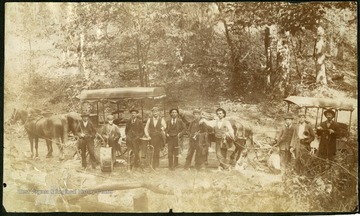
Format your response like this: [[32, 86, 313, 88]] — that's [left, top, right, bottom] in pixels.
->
[[284, 96, 356, 166], [79, 87, 167, 171]]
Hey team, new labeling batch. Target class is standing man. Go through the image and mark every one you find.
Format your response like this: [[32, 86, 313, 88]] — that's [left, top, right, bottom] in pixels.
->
[[76, 112, 99, 170], [317, 109, 339, 160], [184, 109, 209, 170], [144, 107, 166, 169], [293, 112, 315, 174], [200, 108, 234, 171], [101, 114, 121, 165], [275, 113, 297, 177], [125, 109, 144, 170], [165, 108, 186, 170]]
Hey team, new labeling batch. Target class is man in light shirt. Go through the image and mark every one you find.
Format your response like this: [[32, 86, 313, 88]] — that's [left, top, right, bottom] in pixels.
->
[[200, 108, 234, 171], [293, 112, 315, 174], [144, 107, 166, 169]]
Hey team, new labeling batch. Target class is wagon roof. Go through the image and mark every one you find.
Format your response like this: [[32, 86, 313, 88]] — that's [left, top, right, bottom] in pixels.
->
[[284, 96, 354, 111], [80, 87, 166, 102]]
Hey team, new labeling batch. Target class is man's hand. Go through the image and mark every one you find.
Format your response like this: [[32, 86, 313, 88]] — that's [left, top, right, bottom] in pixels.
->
[[329, 129, 335, 134], [80, 133, 85, 138]]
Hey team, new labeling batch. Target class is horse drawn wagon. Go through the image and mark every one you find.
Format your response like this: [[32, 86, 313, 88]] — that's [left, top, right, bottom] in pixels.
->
[[79, 87, 167, 171]]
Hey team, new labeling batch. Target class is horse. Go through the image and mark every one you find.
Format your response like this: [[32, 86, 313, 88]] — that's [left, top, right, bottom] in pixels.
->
[[10, 108, 42, 124], [24, 112, 68, 160]]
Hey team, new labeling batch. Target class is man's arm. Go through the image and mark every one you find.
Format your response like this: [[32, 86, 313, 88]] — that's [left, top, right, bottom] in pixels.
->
[[161, 118, 167, 131], [179, 119, 187, 137]]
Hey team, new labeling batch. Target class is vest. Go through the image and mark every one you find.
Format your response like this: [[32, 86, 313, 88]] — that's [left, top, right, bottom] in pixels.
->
[[279, 126, 294, 150], [149, 117, 162, 137], [214, 120, 228, 138], [168, 120, 178, 136]]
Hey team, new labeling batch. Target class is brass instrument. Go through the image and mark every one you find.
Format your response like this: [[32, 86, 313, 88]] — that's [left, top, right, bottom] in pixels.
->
[[192, 130, 201, 140]]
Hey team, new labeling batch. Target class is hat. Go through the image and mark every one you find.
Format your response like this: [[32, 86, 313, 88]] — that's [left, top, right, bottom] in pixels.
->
[[193, 109, 201, 114], [107, 115, 114, 121], [324, 109, 335, 117], [81, 112, 90, 117], [216, 108, 226, 117], [151, 107, 159, 112], [169, 108, 179, 114], [298, 112, 306, 117], [130, 109, 139, 114], [284, 113, 294, 119]]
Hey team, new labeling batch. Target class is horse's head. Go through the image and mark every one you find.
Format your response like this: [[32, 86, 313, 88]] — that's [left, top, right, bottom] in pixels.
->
[[65, 112, 82, 134], [10, 108, 28, 124]]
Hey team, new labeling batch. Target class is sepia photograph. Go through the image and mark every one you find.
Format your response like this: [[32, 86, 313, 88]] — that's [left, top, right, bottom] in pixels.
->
[[3, 2, 358, 213]]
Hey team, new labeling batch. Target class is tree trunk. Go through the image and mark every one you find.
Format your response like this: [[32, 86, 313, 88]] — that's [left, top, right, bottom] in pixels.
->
[[276, 36, 291, 96], [264, 25, 278, 92], [314, 26, 327, 85], [337, 40, 344, 61], [136, 39, 144, 87]]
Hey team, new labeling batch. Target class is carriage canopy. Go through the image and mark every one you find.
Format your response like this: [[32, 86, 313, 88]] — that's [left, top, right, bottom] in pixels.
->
[[284, 96, 354, 111], [80, 87, 166, 103]]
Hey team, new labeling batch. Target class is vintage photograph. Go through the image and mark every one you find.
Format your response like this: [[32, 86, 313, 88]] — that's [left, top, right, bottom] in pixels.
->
[[3, 2, 358, 213]]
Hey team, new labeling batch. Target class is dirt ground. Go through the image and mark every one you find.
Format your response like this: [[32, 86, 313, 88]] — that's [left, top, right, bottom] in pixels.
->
[[3, 127, 287, 213]]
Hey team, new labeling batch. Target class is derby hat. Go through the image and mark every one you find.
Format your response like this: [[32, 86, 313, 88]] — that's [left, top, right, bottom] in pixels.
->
[[324, 109, 335, 117], [81, 112, 90, 117], [283, 113, 294, 119], [151, 107, 159, 112], [298, 112, 306, 117], [130, 109, 139, 114], [216, 108, 226, 117], [169, 108, 179, 114]]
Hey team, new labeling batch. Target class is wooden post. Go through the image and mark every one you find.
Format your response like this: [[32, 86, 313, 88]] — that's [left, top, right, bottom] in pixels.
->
[[133, 190, 148, 212], [348, 110, 352, 137], [117, 103, 120, 119], [315, 107, 319, 128], [97, 101, 99, 126], [320, 108, 324, 124], [141, 99, 144, 122]]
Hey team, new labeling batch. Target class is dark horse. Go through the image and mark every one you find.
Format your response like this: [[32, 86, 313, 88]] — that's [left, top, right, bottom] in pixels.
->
[[24, 113, 68, 159], [13, 108, 82, 159]]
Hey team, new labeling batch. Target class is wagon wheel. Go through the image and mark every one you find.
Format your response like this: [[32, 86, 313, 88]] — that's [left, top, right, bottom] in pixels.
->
[[94, 133, 105, 148]]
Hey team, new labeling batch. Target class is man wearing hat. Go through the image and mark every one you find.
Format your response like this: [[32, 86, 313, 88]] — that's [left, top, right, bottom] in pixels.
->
[[165, 108, 186, 170], [317, 109, 339, 160], [200, 108, 234, 171], [101, 114, 121, 165], [184, 109, 210, 170], [144, 107, 167, 169], [125, 109, 144, 169], [76, 112, 99, 170], [292, 112, 315, 174], [275, 113, 297, 176]]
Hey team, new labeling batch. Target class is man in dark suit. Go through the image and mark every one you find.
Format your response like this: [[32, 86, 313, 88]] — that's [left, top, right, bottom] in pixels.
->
[[165, 108, 186, 170], [76, 112, 99, 170], [317, 109, 339, 160], [125, 109, 144, 169]]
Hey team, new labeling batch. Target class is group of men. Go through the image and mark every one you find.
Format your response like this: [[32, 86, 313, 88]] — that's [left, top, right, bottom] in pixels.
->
[[275, 108, 340, 175], [75, 106, 341, 176]]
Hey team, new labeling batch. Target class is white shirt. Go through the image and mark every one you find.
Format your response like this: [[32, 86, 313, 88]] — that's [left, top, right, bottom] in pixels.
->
[[82, 121, 88, 128], [298, 123, 306, 139]]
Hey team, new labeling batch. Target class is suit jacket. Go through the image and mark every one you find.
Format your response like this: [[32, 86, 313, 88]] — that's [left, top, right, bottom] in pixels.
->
[[165, 118, 186, 137], [277, 124, 297, 151], [125, 118, 144, 140], [101, 123, 121, 142], [291, 122, 315, 158], [317, 120, 339, 158], [76, 120, 97, 139]]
